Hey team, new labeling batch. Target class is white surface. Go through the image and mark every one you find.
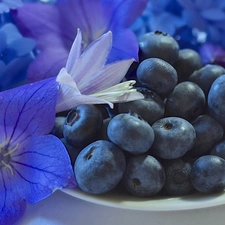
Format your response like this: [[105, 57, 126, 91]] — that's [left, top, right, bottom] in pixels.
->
[[63, 187, 225, 211], [15, 190, 225, 225]]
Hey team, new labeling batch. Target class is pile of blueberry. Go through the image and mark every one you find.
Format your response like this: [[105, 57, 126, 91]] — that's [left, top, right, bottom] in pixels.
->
[[52, 31, 225, 197]]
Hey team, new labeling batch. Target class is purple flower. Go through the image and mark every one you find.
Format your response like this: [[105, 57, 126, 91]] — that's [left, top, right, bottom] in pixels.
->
[[0, 0, 22, 13], [12, 0, 148, 82], [0, 78, 75, 225], [56, 29, 143, 112]]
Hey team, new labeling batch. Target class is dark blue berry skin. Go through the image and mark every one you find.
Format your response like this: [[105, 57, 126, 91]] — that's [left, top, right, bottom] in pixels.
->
[[118, 87, 165, 125], [74, 140, 126, 194], [189, 115, 224, 157], [165, 81, 206, 121], [189, 64, 225, 96], [208, 75, 225, 125], [173, 48, 202, 82], [210, 140, 225, 160], [151, 117, 196, 159], [191, 155, 225, 194], [107, 113, 155, 155], [60, 138, 81, 166], [136, 58, 178, 97], [50, 116, 66, 138], [63, 104, 103, 148], [122, 154, 165, 197], [138, 31, 179, 64], [160, 158, 194, 196]]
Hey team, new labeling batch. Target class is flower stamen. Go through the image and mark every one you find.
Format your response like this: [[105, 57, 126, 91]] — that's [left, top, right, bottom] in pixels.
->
[[3, 143, 19, 157], [90, 80, 139, 102], [1, 160, 14, 175]]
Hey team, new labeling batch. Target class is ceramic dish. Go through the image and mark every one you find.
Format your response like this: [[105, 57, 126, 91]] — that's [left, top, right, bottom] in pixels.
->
[[62, 187, 225, 211]]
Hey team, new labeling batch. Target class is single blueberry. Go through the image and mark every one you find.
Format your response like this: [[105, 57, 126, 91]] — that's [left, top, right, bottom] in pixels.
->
[[160, 158, 195, 196], [191, 155, 225, 194], [122, 154, 165, 197], [74, 140, 126, 194], [189, 115, 224, 157], [50, 116, 66, 139], [151, 117, 196, 159], [210, 140, 225, 160], [189, 64, 225, 96], [136, 58, 178, 97], [107, 113, 155, 155], [63, 104, 103, 148], [208, 75, 225, 125], [138, 31, 179, 64], [165, 81, 206, 121], [173, 48, 202, 82], [118, 87, 165, 125]]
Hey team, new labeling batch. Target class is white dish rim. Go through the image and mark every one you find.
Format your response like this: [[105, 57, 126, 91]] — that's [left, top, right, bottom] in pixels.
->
[[61, 187, 225, 211]]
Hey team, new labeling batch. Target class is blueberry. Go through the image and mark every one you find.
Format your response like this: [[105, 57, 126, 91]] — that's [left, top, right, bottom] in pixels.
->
[[189, 115, 224, 157], [151, 117, 196, 159], [173, 48, 202, 82], [191, 155, 225, 193], [165, 81, 206, 121], [122, 154, 165, 197], [74, 140, 126, 194], [189, 64, 225, 96], [210, 140, 225, 160], [208, 75, 225, 125], [63, 104, 103, 148], [118, 87, 165, 125], [60, 138, 81, 166], [50, 116, 66, 138], [160, 158, 194, 196], [107, 113, 155, 155], [136, 58, 178, 97], [138, 31, 179, 64]]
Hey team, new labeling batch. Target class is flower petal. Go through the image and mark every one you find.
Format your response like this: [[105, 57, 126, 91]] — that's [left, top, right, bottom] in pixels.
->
[[12, 3, 67, 50], [80, 58, 134, 94], [73, 31, 112, 83], [27, 48, 68, 82], [107, 0, 148, 28], [108, 28, 139, 62], [65, 29, 82, 74], [10, 134, 75, 204], [0, 169, 26, 225], [0, 77, 59, 145]]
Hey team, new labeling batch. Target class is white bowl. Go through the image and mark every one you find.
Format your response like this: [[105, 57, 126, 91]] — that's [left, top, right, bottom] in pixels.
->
[[62, 187, 225, 211]]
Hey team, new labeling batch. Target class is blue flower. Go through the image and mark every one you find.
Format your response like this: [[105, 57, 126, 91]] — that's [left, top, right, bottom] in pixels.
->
[[131, 0, 186, 37], [0, 0, 22, 14], [0, 23, 35, 91], [177, 0, 225, 47], [12, 0, 148, 82], [0, 77, 75, 225]]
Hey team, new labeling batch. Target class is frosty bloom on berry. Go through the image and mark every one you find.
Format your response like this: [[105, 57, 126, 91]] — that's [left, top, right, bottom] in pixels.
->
[[0, 78, 75, 225], [13, 0, 148, 82], [56, 29, 143, 113]]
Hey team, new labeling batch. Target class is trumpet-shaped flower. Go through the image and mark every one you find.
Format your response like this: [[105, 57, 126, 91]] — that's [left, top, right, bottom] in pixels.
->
[[0, 77, 75, 225], [12, 0, 148, 82], [56, 29, 143, 112]]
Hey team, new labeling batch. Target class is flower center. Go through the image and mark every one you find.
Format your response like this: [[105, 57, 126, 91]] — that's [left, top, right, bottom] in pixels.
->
[[0, 138, 19, 175]]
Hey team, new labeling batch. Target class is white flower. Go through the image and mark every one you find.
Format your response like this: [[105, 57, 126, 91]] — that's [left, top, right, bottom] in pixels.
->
[[56, 29, 143, 112]]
